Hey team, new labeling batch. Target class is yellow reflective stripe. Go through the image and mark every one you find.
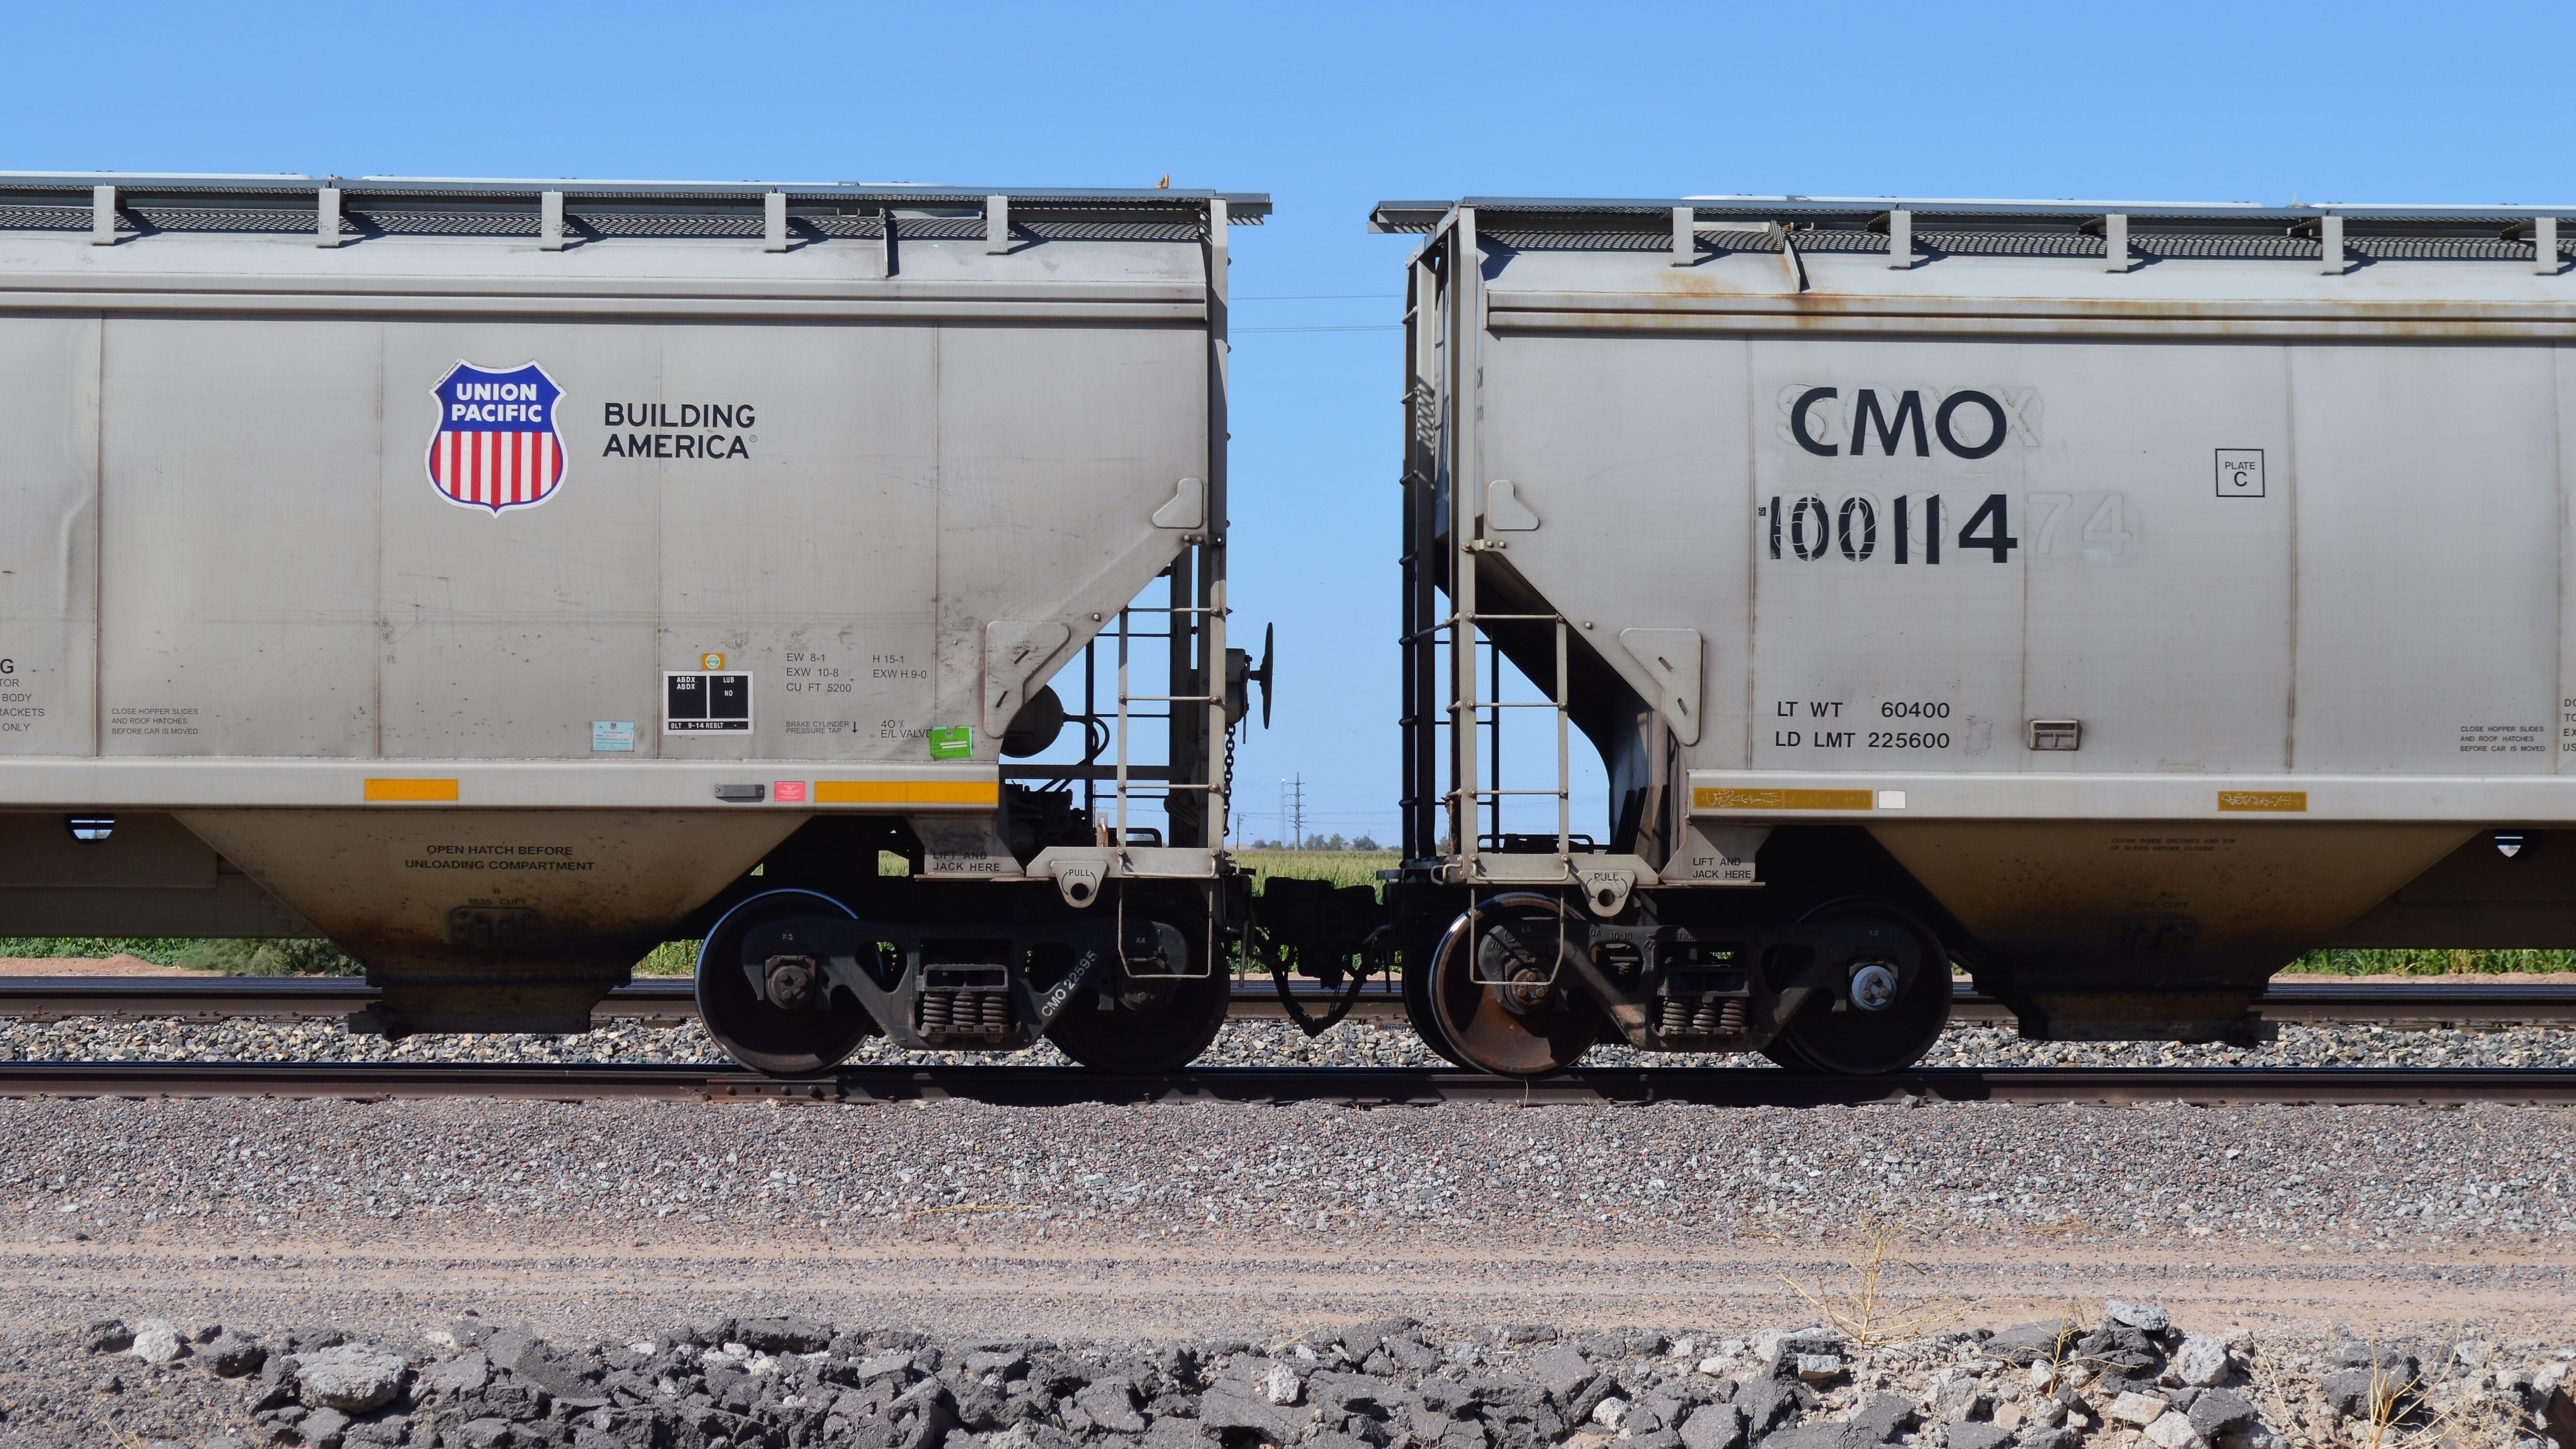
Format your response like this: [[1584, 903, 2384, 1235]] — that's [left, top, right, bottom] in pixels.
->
[[2217, 790, 2307, 813], [1693, 787, 1875, 812], [812, 780, 1000, 806], [364, 778, 459, 802]]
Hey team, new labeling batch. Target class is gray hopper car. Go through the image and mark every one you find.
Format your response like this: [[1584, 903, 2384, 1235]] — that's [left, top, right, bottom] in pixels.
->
[[1364, 194, 2576, 1076], [0, 173, 1266, 1073]]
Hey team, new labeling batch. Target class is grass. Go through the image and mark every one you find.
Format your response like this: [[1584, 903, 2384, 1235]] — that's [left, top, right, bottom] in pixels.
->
[[0, 937, 199, 966], [1769, 1218, 1970, 1347], [636, 941, 699, 976], [1229, 849, 1400, 893], [0, 937, 366, 975], [2289, 948, 2576, 975]]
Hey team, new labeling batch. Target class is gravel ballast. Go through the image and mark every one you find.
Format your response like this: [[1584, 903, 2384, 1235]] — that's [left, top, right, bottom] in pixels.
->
[[5, 1092, 2572, 1247], [0, 1306, 2569, 1449]]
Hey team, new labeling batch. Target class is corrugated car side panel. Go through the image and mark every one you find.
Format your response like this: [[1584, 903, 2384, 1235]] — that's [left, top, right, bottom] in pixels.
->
[[99, 316, 380, 758], [0, 314, 98, 757], [648, 318, 941, 763], [933, 320, 1211, 750], [378, 318, 665, 760], [2287, 342, 2560, 775], [2015, 338, 2292, 776], [2562, 343, 2576, 775], [1745, 335, 2028, 774], [1479, 330, 1753, 761]]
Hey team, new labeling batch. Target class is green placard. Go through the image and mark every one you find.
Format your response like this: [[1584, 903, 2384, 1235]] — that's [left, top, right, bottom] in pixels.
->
[[928, 725, 972, 760]]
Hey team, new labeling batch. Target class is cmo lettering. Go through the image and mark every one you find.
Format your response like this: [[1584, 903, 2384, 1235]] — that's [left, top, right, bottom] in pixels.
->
[[1785, 386, 2031, 459]]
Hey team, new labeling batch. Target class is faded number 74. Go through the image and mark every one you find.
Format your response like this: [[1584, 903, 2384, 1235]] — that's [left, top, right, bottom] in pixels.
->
[[2028, 493, 2140, 563]]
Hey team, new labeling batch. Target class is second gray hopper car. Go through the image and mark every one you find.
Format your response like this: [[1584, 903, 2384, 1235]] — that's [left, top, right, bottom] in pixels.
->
[[1363, 194, 2576, 1075]]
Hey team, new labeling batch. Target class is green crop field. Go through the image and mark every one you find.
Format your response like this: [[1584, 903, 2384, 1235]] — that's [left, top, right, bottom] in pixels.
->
[[0, 937, 364, 975], [1229, 849, 1400, 893], [2286, 948, 2576, 975]]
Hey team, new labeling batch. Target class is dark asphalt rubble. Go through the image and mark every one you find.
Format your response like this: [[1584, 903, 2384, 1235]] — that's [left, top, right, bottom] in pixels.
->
[[15, 1304, 2575, 1449]]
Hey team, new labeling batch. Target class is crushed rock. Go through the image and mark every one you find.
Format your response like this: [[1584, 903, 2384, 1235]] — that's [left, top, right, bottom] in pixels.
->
[[0, 1306, 2565, 1449]]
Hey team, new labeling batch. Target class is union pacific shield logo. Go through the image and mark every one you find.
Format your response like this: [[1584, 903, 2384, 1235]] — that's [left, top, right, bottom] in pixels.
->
[[426, 362, 566, 513]]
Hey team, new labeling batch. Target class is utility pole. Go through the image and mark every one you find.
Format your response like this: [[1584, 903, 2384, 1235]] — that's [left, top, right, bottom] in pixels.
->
[[1288, 773, 1306, 849]]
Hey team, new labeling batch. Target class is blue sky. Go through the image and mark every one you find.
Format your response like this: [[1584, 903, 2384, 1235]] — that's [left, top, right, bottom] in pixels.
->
[[12, 0, 2571, 845]]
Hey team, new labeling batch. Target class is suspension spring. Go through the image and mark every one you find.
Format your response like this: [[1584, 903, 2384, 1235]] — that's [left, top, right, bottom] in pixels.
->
[[1658, 995, 1750, 1037], [919, 989, 1011, 1037]]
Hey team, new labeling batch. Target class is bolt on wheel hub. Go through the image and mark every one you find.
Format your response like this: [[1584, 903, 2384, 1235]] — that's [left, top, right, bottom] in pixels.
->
[[764, 955, 818, 1011], [1849, 961, 1898, 1012], [1498, 965, 1553, 1013]]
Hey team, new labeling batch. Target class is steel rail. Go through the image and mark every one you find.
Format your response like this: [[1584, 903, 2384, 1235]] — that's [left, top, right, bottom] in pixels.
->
[[0, 1061, 2567, 1107], [1237, 982, 2576, 1029], [0, 976, 2571, 1027]]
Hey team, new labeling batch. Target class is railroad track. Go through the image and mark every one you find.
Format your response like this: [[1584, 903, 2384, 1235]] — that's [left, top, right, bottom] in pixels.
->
[[0, 975, 2570, 1027], [0, 1060, 2567, 1106]]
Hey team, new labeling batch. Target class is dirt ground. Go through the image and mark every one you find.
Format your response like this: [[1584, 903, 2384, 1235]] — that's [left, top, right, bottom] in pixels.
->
[[0, 1218, 2563, 1349], [0, 956, 197, 977]]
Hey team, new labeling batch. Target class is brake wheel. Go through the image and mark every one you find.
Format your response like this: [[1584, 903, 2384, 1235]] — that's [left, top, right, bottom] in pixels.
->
[[1426, 894, 1604, 1078]]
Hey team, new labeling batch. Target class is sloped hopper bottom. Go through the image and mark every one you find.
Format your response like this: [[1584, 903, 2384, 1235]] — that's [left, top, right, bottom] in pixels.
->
[[173, 807, 807, 1035], [1867, 819, 2477, 1043]]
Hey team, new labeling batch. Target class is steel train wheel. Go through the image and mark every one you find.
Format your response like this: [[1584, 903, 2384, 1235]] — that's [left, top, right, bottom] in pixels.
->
[[1401, 939, 1472, 1068], [1757, 1033, 1826, 1073], [695, 889, 882, 1078], [1045, 894, 1231, 1075], [1427, 894, 1605, 1078], [1767, 899, 1953, 1076]]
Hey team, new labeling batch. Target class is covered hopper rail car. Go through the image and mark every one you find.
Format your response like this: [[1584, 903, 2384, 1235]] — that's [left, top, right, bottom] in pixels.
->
[[6, 175, 2576, 1079], [0, 173, 1267, 1074], [1359, 193, 2576, 1075]]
